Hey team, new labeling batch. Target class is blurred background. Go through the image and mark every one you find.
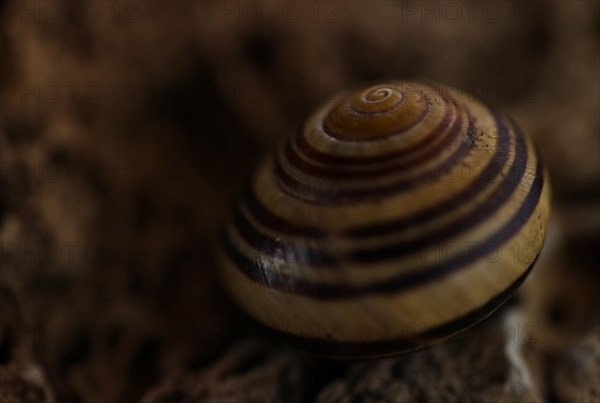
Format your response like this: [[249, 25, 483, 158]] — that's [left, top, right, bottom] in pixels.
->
[[0, 1, 598, 402]]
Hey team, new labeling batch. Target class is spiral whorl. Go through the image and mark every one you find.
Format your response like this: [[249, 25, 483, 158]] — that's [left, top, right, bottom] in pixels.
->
[[220, 81, 550, 358], [325, 84, 426, 141]]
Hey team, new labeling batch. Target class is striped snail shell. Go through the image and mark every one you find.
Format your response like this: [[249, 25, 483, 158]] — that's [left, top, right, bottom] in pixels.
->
[[220, 81, 550, 358]]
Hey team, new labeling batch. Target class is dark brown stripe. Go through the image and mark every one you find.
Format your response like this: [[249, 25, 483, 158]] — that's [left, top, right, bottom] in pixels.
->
[[225, 157, 542, 299], [245, 111, 510, 239], [225, 117, 544, 298], [282, 100, 458, 180], [298, 98, 456, 166], [275, 119, 474, 204], [349, 119, 526, 262], [231, 113, 518, 267], [243, 183, 327, 238], [231, 201, 338, 266], [271, 254, 539, 358]]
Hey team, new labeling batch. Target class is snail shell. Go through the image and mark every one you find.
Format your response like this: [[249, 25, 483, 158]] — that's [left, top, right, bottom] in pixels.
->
[[220, 81, 550, 358]]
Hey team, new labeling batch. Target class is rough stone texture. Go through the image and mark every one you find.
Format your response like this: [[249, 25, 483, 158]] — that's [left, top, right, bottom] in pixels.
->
[[315, 313, 543, 403], [141, 313, 547, 403], [1, 1, 599, 402], [143, 341, 307, 403], [551, 329, 600, 403], [0, 281, 53, 402]]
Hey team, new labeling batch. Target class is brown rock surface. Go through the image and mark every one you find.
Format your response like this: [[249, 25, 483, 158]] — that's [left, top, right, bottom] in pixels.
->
[[1, 1, 598, 401]]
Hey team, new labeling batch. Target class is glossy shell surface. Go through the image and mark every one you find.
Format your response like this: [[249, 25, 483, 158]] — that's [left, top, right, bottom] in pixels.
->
[[221, 81, 550, 358]]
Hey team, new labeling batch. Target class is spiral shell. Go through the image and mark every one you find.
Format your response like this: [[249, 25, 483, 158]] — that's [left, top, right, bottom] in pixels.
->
[[220, 81, 550, 358]]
